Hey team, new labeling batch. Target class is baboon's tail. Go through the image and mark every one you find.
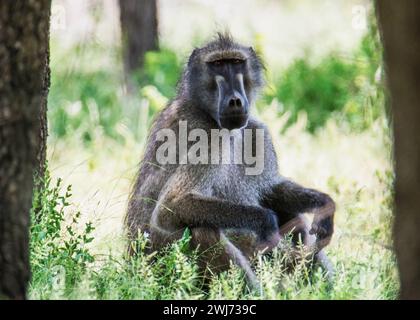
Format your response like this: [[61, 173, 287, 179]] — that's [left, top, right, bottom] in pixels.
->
[[219, 231, 262, 292]]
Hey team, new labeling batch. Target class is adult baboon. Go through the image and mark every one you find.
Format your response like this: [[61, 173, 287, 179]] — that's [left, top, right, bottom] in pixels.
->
[[126, 34, 335, 288]]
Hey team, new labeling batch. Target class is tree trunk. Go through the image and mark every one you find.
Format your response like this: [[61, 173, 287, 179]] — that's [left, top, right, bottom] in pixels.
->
[[37, 46, 50, 181], [0, 1, 51, 300], [119, 0, 159, 82], [376, 0, 420, 300]]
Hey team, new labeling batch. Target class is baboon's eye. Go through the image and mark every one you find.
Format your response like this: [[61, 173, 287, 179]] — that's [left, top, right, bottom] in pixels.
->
[[232, 59, 243, 64], [212, 60, 222, 66]]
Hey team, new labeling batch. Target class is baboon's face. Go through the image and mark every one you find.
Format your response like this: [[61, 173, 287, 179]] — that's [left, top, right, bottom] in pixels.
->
[[187, 36, 264, 130], [207, 58, 249, 130]]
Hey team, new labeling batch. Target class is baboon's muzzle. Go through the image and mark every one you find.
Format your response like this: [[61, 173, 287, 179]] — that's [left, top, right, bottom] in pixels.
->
[[219, 112, 249, 130], [216, 73, 249, 129]]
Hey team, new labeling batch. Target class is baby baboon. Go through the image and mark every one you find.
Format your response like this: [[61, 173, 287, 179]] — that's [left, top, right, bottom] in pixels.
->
[[126, 33, 335, 288]]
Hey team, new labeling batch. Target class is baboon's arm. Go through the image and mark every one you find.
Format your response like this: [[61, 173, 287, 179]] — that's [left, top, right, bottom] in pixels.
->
[[155, 192, 279, 242], [262, 179, 335, 247]]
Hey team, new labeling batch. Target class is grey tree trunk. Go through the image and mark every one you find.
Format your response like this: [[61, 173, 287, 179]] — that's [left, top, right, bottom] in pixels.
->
[[119, 0, 158, 82], [376, 0, 420, 299], [0, 0, 51, 300]]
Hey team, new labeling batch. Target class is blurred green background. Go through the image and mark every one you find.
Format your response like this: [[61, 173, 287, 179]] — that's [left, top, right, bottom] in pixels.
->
[[48, 0, 384, 143]]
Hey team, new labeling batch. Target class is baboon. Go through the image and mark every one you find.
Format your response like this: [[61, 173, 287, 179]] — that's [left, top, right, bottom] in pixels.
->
[[126, 33, 335, 289]]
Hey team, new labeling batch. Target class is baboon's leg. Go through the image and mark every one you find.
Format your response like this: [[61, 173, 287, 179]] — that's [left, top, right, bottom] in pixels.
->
[[190, 228, 263, 291], [190, 228, 229, 275]]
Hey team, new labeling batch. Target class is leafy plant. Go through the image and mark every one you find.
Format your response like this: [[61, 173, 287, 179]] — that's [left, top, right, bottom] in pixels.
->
[[263, 12, 384, 132], [265, 54, 359, 131], [30, 169, 95, 298], [139, 48, 183, 98]]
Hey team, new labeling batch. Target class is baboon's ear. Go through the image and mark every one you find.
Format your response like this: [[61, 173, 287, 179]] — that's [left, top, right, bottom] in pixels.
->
[[248, 46, 259, 58], [249, 47, 260, 57], [188, 48, 200, 66]]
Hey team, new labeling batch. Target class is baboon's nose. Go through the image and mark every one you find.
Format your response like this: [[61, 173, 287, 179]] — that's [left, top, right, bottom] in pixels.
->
[[228, 96, 243, 108]]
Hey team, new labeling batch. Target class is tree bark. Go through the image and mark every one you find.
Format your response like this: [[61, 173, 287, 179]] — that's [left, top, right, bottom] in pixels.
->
[[37, 46, 50, 181], [119, 0, 159, 80], [376, 0, 420, 300], [0, 1, 51, 300]]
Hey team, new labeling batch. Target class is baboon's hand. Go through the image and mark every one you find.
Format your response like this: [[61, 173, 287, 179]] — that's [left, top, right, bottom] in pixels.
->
[[309, 195, 335, 249]]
